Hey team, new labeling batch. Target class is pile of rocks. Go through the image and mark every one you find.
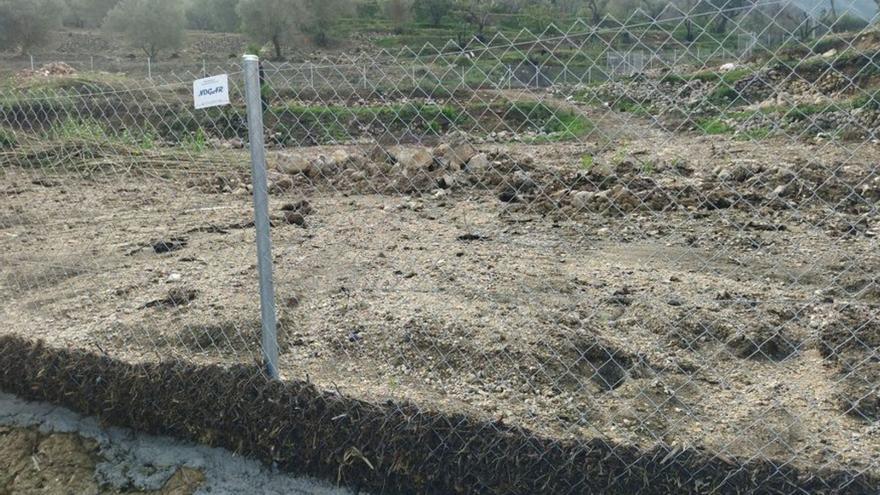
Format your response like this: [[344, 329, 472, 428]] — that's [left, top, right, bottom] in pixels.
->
[[266, 138, 519, 195], [16, 62, 77, 80]]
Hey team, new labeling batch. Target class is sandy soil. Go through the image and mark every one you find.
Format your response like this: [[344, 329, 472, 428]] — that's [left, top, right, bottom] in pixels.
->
[[1, 109, 878, 479]]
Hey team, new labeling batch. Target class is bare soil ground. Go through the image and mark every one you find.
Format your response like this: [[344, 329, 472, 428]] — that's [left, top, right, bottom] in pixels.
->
[[1, 106, 879, 480]]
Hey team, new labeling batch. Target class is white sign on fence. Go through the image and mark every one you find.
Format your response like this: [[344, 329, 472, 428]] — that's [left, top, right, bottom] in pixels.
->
[[193, 74, 230, 109]]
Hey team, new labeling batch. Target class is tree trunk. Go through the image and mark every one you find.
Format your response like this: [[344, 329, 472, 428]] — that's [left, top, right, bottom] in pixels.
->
[[272, 35, 282, 60]]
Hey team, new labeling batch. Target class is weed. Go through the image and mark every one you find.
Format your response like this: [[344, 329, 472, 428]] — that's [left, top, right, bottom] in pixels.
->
[[580, 155, 594, 170], [182, 128, 208, 153], [611, 145, 628, 166], [0, 128, 16, 149], [737, 126, 773, 141], [50, 117, 108, 141]]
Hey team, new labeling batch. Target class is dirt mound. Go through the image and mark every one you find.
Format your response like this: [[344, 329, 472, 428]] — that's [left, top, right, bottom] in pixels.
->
[[16, 62, 78, 80]]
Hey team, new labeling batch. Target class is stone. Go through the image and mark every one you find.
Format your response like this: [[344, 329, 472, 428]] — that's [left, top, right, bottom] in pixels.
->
[[571, 190, 593, 209], [152, 238, 187, 254], [437, 174, 458, 189], [281, 199, 313, 215], [283, 211, 307, 227], [396, 147, 434, 172], [466, 153, 489, 174], [513, 170, 537, 192], [274, 153, 313, 176], [436, 140, 477, 168], [369, 144, 395, 164], [268, 172, 294, 193], [330, 149, 351, 168], [166, 286, 197, 306]]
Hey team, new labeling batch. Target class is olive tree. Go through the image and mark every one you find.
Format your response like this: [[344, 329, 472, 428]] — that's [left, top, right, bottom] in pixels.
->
[[388, 0, 413, 32], [63, 0, 121, 28], [237, 0, 305, 59], [301, 0, 352, 46], [104, 0, 186, 58], [0, 0, 64, 53], [413, 0, 452, 26], [456, 0, 498, 37], [186, 0, 240, 31]]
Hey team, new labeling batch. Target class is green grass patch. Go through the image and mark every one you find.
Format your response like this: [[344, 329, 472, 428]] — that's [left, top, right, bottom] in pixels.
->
[[610, 96, 652, 116], [0, 127, 16, 149], [580, 154, 594, 170], [509, 101, 592, 142], [268, 99, 591, 144], [736, 125, 774, 141], [697, 117, 734, 135], [783, 102, 838, 122], [851, 89, 880, 110]]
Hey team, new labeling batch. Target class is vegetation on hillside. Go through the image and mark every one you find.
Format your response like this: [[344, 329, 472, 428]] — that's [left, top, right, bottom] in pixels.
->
[[0, 0, 874, 60]]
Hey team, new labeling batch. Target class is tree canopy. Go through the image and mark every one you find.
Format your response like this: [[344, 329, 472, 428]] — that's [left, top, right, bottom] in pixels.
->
[[103, 0, 185, 58]]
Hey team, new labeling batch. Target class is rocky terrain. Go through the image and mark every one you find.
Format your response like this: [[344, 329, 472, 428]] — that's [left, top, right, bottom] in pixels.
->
[[579, 46, 880, 142], [1, 123, 878, 477], [1, 32, 879, 491]]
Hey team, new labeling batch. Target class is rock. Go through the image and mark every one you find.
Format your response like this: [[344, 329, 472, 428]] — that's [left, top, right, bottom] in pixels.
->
[[268, 172, 294, 193], [281, 199, 313, 215], [369, 144, 394, 164], [466, 153, 489, 174], [396, 147, 434, 172], [283, 211, 307, 227], [435, 140, 477, 168], [822, 48, 838, 59], [166, 286, 197, 306], [571, 190, 593, 209], [275, 153, 313, 176], [437, 174, 458, 189], [769, 184, 791, 199], [717, 162, 755, 182], [719, 62, 738, 72], [330, 149, 351, 168], [498, 188, 519, 203], [609, 185, 639, 211], [152, 238, 187, 254], [432, 143, 453, 165], [513, 170, 537, 192]]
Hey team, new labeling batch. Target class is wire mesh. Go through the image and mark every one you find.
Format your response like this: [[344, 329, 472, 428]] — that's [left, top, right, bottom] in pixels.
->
[[1, 3, 879, 493]]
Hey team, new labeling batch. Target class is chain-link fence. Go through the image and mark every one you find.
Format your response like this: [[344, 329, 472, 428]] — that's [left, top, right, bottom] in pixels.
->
[[1, 5, 879, 494]]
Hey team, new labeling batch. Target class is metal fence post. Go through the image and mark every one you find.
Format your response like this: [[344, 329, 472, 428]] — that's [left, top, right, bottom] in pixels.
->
[[147, 57, 152, 79], [242, 54, 280, 380], [30, 54, 34, 71]]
